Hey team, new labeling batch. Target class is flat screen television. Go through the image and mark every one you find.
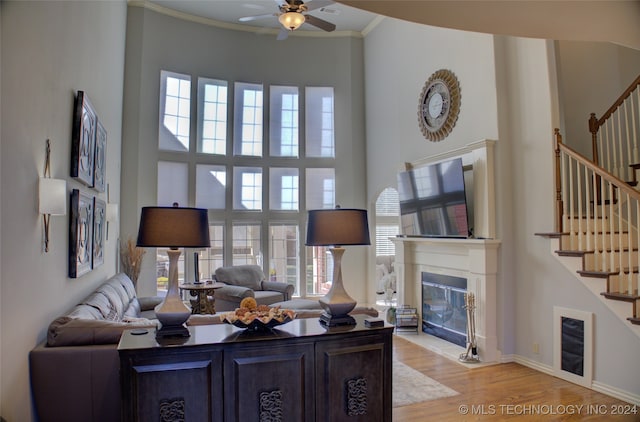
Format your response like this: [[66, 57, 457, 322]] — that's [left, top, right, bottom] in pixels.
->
[[397, 157, 470, 238]]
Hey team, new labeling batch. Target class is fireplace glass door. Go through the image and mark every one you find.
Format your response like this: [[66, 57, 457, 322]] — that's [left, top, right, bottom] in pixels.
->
[[421, 273, 467, 347]]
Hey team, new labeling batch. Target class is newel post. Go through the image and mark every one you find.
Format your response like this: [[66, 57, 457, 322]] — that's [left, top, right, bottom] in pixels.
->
[[554, 129, 564, 233], [589, 113, 599, 166]]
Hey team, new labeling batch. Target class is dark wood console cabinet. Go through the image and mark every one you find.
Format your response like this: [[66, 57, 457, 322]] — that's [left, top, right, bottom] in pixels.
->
[[118, 315, 393, 422]]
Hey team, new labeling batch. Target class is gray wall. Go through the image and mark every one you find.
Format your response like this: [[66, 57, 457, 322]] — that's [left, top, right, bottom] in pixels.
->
[[0, 1, 126, 420]]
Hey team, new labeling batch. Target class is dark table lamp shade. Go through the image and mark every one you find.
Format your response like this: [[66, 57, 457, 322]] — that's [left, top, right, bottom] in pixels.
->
[[305, 208, 370, 247], [137, 207, 210, 248]]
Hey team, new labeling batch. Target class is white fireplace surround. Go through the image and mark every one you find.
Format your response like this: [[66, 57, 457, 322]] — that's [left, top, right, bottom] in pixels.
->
[[392, 237, 501, 363], [390, 140, 501, 363]]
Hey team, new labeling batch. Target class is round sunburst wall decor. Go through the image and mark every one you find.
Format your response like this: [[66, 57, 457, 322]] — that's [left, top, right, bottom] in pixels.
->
[[418, 69, 461, 142]]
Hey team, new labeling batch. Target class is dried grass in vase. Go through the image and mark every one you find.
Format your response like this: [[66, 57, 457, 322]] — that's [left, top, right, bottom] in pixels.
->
[[120, 237, 145, 289]]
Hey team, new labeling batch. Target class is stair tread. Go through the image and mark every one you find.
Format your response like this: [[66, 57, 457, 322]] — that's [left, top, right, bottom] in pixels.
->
[[628, 317, 640, 325], [601, 291, 640, 301], [587, 247, 638, 253], [579, 267, 639, 275], [564, 230, 629, 234], [534, 232, 567, 238], [630, 163, 640, 169], [556, 250, 587, 256], [577, 270, 616, 278], [556, 247, 638, 254]]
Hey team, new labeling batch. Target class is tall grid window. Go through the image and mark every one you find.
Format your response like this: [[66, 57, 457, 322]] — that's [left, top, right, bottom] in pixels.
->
[[269, 224, 299, 286], [159, 71, 191, 152], [198, 223, 224, 279], [270, 168, 299, 211], [158, 71, 337, 297], [195, 164, 226, 209], [233, 167, 262, 211], [322, 178, 335, 208], [306, 87, 335, 158], [281, 94, 298, 156], [198, 78, 227, 155], [270, 86, 299, 157], [234, 82, 263, 157], [232, 223, 262, 266], [320, 96, 334, 157], [306, 168, 335, 210], [281, 175, 298, 210]]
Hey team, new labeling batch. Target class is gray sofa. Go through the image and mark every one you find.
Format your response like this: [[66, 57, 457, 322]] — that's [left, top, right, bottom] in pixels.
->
[[213, 265, 295, 311], [29, 273, 162, 422], [29, 272, 378, 422]]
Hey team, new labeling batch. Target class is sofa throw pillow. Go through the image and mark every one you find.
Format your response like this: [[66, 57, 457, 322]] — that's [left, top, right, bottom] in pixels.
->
[[96, 283, 125, 319], [215, 265, 264, 291], [83, 292, 119, 321]]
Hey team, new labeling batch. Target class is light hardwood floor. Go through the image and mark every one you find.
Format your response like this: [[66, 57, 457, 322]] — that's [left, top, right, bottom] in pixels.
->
[[392, 336, 639, 421]]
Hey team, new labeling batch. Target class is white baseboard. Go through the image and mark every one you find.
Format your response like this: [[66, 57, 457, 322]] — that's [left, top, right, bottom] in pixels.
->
[[592, 381, 640, 406], [512, 354, 555, 376], [512, 354, 639, 406]]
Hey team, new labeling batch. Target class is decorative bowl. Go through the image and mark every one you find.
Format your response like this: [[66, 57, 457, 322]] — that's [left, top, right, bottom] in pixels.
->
[[221, 307, 296, 331], [224, 315, 294, 331]]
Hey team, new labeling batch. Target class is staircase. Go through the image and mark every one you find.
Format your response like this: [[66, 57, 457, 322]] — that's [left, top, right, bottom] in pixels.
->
[[537, 74, 640, 338]]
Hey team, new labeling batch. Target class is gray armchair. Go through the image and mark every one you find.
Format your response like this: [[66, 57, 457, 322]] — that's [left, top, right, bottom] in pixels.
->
[[214, 265, 294, 312]]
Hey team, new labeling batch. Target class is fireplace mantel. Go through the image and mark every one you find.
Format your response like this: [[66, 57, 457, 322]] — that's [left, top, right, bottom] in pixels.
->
[[391, 236, 501, 362]]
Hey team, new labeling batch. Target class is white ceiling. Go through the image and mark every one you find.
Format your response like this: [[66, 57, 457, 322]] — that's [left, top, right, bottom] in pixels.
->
[[144, 0, 640, 49], [147, 0, 382, 34]]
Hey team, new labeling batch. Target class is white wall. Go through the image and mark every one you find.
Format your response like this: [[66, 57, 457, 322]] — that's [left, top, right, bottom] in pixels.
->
[[0, 1, 126, 420], [499, 37, 640, 398], [364, 18, 499, 204], [363, 17, 640, 398], [121, 6, 369, 300]]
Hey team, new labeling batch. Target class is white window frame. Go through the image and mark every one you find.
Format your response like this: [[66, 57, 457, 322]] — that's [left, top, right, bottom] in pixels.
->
[[158, 71, 337, 297], [159, 70, 191, 152], [198, 78, 228, 155]]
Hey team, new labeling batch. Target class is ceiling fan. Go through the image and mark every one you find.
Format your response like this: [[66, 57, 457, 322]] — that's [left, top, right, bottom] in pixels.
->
[[239, 0, 337, 40]]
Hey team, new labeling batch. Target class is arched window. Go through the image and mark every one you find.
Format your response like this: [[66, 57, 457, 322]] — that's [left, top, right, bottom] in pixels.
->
[[374, 188, 399, 304], [375, 187, 399, 256]]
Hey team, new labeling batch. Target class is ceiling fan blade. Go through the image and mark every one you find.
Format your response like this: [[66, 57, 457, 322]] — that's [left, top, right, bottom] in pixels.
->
[[276, 28, 290, 41], [239, 13, 278, 22], [304, 0, 334, 12], [274, 0, 293, 8], [304, 14, 336, 32]]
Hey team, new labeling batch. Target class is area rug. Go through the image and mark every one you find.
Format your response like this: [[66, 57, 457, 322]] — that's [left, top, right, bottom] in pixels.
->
[[393, 360, 459, 407]]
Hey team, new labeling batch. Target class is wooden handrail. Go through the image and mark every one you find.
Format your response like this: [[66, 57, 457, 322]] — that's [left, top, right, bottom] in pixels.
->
[[558, 132, 640, 202], [589, 73, 640, 168], [591, 74, 640, 130]]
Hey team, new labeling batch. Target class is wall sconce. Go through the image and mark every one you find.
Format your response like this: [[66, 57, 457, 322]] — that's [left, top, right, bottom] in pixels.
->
[[39, 139, 67, 253]]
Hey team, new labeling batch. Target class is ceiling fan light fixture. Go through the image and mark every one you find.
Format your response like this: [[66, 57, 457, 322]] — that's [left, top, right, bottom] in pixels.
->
[[279, 11, 305, 31]]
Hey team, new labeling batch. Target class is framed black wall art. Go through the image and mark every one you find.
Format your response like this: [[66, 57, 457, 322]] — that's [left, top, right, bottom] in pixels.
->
[[71, 91, 96, 187], [92, 197, 106, 269], [93, 119, 107, 192], [69, 189, 94, 278]]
